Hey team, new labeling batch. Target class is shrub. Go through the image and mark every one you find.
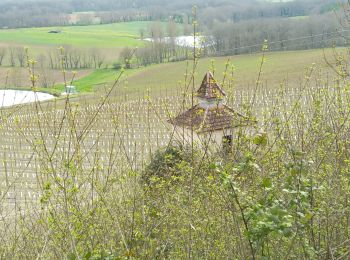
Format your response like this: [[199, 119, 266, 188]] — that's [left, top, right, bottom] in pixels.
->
[[142, 144, 191, 185]]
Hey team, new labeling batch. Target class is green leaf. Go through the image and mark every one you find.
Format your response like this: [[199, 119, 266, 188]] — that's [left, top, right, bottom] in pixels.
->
[[68, 253, 76, 260], [262, 177, 272, 188], [84, 252, 92, 259]]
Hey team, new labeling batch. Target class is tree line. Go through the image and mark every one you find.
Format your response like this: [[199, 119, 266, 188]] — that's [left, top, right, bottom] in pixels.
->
[[119, 13, 344, 69], [0, 13, 344, 71], [208, 13, 344, 56], [0, 0, 342, 28], [0, 46, 106, 69]]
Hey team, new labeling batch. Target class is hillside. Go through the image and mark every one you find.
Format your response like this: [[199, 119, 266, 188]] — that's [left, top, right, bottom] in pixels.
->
[[1, 0, 350, 259], [61, 48, 336, 97]]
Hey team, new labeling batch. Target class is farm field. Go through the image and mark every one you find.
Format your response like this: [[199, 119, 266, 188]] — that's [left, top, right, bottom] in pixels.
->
[[0, 21, 151, 47], [2, 0, 350, 257], [68, 48, 337, 99], [0, 47, 333, 95], [0, 19, 339, 97], [0, 76, 320, 210], [0, 21, 175, 65], [0, 46, 336, 99], [0, 35, 349, 260], [0, 46, 339, 117], [124, 48, 334, 93], [0, 19, 346, 259], [0, 67, 91, 91], [0, 45, 339, 212]]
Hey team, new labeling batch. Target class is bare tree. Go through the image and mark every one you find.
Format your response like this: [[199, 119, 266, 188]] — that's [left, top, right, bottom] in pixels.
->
[[47, 51, 55, 69], [38, 67, 55, 88], [91, 48, 105, 68], [149, 22, 165, 63], [15, 47, 26, 67], [167, 18, 178, 60], [0, 48, 6, 66], [77, 13, 94, 25], [139, 28, 145, 40], [71, 49, 81, 69], [9, 47, 15, 67], [37, 53, 46, 69], [119, 47, 136, 69], [183, 15, 191, 35]]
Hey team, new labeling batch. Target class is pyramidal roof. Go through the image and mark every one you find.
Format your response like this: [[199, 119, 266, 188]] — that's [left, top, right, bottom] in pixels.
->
[[196, 72, 226, 100], [169, 71, 254, 133]]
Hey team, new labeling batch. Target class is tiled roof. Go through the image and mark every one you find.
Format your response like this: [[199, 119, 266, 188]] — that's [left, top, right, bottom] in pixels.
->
[[169, 71, 253, 133], [196, 72, 226, 100], [169, 104, 251, 133]]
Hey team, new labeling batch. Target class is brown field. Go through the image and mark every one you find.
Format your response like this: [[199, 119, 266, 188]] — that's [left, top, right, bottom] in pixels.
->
[[0, 67, 92, 89]]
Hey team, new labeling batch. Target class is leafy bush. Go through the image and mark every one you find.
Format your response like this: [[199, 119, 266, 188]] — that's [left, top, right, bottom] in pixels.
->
[[142, 144, 191, 185]]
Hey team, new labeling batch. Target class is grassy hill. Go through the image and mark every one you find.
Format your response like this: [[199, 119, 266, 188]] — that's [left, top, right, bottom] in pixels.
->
[[1, 12, 350, 259], [0, 21, 153, 48], [0, 21, 163, 66], [68, 48, 335, 98], [0, 20, 340, 99]]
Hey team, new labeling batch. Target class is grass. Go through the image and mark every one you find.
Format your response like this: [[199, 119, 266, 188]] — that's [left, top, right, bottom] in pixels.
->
[[1, 47, 338, 97], [115, 48, 336, 96], [0, 21, 180, 65], [0, 67, 91, 95], [0, 21, 156, 48], [1, 48, 339, 98], [52, 67, 146, 93], [70, 69, 119, 92], [53, 69, 121, 93], [47, 48, 336, 98]]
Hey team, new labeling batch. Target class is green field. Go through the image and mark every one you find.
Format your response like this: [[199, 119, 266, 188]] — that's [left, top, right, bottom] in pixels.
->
[[0, 21, 155, 47], [1, 47, 338, 99], [0, 21, 178, 69], [53, 68, 141, 93], [0, 21, 340, 99], [72, 48, 334, 97]]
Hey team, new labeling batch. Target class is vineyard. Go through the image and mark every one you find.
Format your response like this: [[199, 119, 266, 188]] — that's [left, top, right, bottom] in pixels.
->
[[0, 49, 350, 258], [0, 66, 338, 213]]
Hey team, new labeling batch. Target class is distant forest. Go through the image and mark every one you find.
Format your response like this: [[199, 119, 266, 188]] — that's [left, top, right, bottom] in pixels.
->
[[0, 0, 343, 28]]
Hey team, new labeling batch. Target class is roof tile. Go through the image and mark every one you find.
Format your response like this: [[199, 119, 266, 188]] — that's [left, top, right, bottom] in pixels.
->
[[169, 104, 250, 133], [196, 71, 226, 100]]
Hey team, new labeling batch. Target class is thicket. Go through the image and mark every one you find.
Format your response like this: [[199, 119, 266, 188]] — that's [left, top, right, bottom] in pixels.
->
[[2, 5, 350, 260], [209, 13, 344, 55], [0, 33, 349, 260]]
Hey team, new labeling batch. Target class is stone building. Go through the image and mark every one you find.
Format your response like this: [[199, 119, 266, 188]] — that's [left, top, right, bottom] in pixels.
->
[[169, 71, 254, 150]]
